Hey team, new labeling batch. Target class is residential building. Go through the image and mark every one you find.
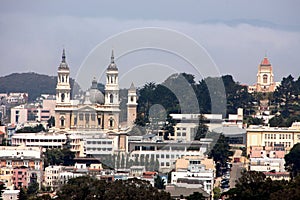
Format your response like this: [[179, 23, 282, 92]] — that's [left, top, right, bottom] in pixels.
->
[[249, 146, 286, 173], [0, 168, 13, 189], [0, 146, 44, 189], [12, 166, 28, 189], [44, 166, 64, 190], [165, 185, 210, 200], [171, 156, 215, 195], [2, 190, 19, 200]]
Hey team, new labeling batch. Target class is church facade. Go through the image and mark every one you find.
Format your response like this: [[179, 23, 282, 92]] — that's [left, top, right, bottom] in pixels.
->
[[54, 50, 137, 133]]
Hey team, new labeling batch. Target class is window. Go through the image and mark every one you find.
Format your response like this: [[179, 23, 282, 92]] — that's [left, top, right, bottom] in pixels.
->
[[79, 114, 83, 121], [109, 118, 114, 127], [131, 96, 134, 102], [263, 74, 268, 84], [60, 117, 65, 127], [61, 93, 65, 102], [110, 94, 113, 103]]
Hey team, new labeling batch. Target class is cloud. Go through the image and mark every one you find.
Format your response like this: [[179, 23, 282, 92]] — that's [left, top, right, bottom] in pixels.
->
[[0, 13, 299, 88]]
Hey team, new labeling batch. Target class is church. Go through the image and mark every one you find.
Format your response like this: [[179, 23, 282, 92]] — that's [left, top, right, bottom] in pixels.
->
[[248, 56, 278, 93], [54, 49, 137, 134]]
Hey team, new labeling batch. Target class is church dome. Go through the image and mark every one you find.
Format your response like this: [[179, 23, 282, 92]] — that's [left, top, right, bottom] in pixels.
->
[[88, 78, 104, 104]]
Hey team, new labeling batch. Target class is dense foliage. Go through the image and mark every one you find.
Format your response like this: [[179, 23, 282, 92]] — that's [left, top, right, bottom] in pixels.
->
[[270, 75, 300, 127], [44, 148, 75, 167], [136, 73, 253, 127], [208, 134, 232, 176], [224, 171, 300, 200], [57, 176, 171, 200], [194, 114, 208, 140], [285, 143, 300, 178]]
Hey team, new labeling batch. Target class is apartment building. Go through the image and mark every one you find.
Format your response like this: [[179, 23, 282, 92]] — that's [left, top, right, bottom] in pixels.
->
[[171, 156, 215, 195]]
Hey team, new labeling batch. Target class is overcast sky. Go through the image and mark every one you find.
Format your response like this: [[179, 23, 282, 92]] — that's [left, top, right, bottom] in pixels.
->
[[0, 0, 300, 89]]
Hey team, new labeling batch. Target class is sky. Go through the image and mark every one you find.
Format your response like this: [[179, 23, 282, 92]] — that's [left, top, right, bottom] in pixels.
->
[[0, 0, 300, 89]]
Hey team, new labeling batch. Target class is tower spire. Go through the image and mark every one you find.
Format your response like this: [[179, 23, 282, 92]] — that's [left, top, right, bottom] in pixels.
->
[[111, 49, 115, 64], [62, 49, 66, 63]]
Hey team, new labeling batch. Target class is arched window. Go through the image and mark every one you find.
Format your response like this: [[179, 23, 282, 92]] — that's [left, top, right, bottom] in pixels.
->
[[131, 96, 134, 102], [61, 93, 65, 102], [109, 118, 114, 127], [60, 116, 65, 127], [62, 76, 64, 83], [263, 74, 268, 84], [110, 94, 113, 103], [111, 76, 114, 83]]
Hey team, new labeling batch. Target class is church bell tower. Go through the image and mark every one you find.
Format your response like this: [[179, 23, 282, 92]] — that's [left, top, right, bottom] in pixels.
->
[[55, 49, 72, 130]]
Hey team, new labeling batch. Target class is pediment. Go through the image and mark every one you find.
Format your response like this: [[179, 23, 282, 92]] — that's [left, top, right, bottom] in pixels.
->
[[77, 105, 97, 112]]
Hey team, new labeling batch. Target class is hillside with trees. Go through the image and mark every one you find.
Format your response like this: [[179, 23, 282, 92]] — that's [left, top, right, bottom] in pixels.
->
[[0, 72, 80, 101], [135, 73, 253, 126]]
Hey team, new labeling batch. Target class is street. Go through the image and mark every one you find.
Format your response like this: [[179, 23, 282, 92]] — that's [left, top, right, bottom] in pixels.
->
[[230, 162, 244, 188]]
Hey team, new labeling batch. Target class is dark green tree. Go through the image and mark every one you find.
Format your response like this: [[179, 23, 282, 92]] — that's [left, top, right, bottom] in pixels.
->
[[154, 175, 165, 189], [0, 182, 5, 200], [47, 116, 55, 128], [27, 182, 39, 196], [57, 176, 171, 200], [194, 114, 208, 140], [18, 188, 28, 200], [224, 171, 288, 200], [187, 192, 206, 200], [162, 115, 176, 140], [208, 134, 232, 176], [285, 143, 300, 178]]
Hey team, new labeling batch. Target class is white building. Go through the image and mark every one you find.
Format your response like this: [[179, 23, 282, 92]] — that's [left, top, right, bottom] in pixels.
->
[[0, 146, 41, 158], [11, 132, 82, 155], [2, 190, 19, 200], [84, 135, 115, 156], [128, 135, 212, 172], [44, 165, 64, 190], [171, 157, 215, 195]]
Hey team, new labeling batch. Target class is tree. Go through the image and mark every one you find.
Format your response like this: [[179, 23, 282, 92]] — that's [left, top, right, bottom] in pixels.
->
[[44, 148, 75, 167], [27, 182, 39, 196], [187, 192, 206, 200], [285, 143, 300, 178], [18, 188, 28, 200], [162, 115, 176, 140], [154, 175, 165, 189], [208, 134, 232, 176], [224, 170, 290, 200], [57, 176, 171, 200], [47, 116, 55, 128], [194, 114, 208, 140], [213, 187, 221, 200], [0, 182, 5, 200]]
